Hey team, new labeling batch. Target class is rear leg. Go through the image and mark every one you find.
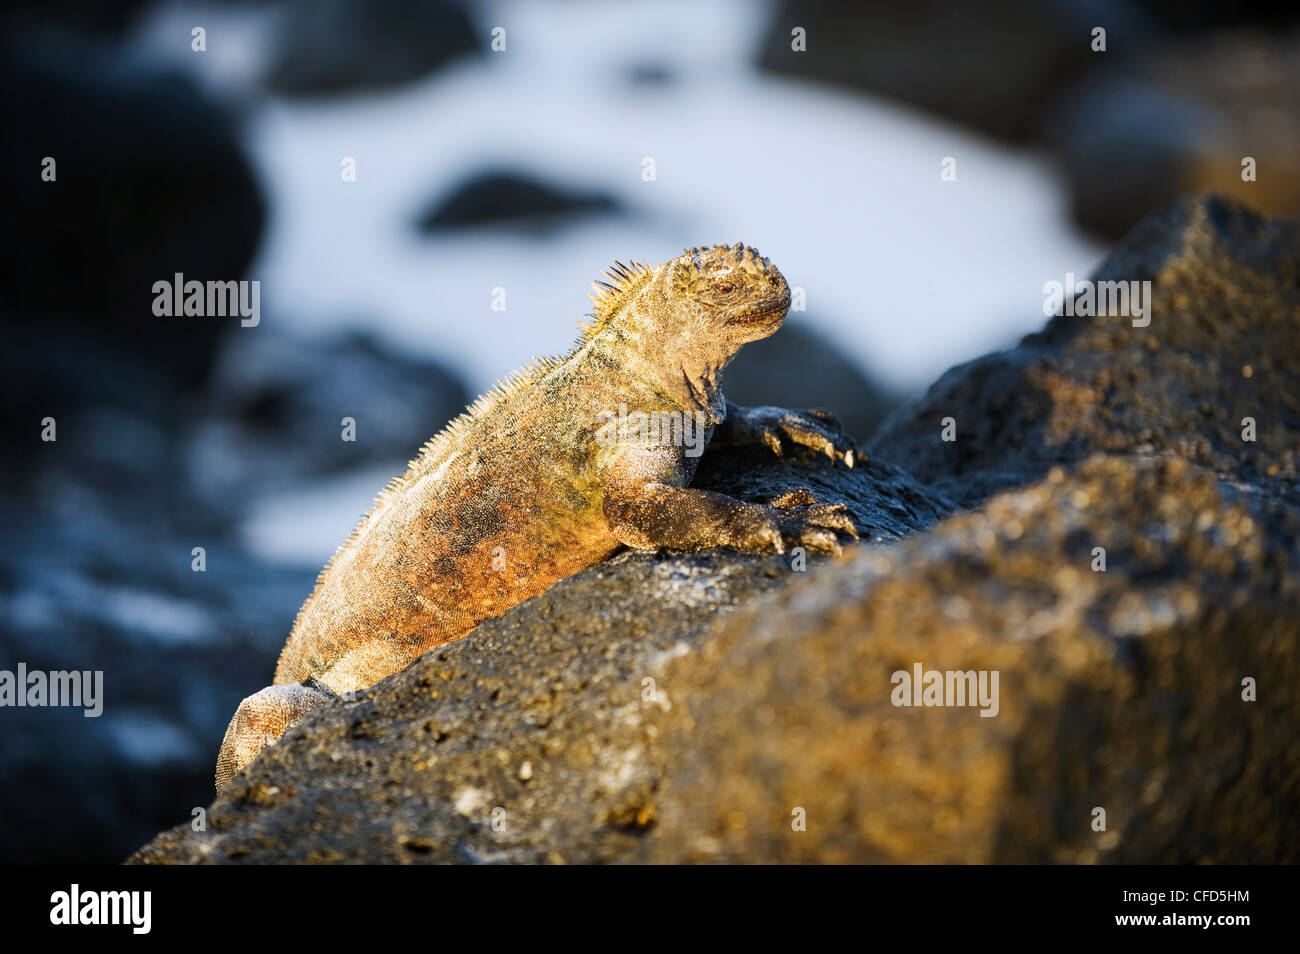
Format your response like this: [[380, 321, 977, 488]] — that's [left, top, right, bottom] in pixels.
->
[[215, 679, 334, 792], [216, 640, 419, 791]]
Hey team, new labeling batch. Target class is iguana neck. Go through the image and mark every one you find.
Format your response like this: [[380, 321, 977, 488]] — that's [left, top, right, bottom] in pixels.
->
[[584, 314, 727, 424], [669, 353, 727, 424]]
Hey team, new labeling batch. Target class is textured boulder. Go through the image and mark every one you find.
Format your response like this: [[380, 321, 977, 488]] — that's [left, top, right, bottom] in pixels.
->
[[649, 455, 1298, 863], [130, 454, 1298, 864], [871, 195, 1300, 508]]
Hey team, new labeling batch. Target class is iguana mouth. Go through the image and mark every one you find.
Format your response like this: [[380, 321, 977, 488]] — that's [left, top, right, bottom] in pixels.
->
[[728, 300, 788, 326]]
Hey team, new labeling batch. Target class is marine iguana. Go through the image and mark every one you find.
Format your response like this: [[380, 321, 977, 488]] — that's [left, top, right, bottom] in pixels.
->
[[216, 243, 859, 790]]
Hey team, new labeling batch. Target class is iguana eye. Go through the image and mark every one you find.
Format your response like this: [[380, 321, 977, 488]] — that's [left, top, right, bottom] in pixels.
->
[[717, 281, 735, 294]]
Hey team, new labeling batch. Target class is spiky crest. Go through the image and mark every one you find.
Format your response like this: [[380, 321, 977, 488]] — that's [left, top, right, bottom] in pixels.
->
[[576, 259, 656, 341]]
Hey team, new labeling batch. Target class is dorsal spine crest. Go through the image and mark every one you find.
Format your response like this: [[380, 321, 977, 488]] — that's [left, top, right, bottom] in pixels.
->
[[578, 259, 655, 341]]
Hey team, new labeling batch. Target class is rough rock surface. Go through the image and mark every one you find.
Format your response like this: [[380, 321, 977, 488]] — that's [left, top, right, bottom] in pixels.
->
[[131, 195, 1299, 864], [871, 195, 1300, 509], [650, 455, 1298, 863], [130, 452, 1298, 864]]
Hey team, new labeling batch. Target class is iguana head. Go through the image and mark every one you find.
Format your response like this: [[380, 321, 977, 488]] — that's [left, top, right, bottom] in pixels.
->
[[582, 244, 790, 395], [665, 243, 790, 346]]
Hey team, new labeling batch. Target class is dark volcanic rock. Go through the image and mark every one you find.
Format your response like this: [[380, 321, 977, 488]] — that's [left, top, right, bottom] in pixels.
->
[[1053, 33, 1300, 239], [870, 195, 1300, 509], [0, 39, 266, 444], [649, 455, 1299, 863], [129, 455, 1298, 863], [1131, 0, 1300, 32], [758, 0, 1151, 142], [416, 171, 622, 234], [265, 0, 478, 97]]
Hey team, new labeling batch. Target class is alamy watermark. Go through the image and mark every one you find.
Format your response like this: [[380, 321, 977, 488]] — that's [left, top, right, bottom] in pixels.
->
[[0, 663, 103, 717], [891, 663, 999, 717], [1043, 272, 1151, 327], [151, 273, 260, 327], [595, 404, 708, 457], [50, 884, 150, 934]]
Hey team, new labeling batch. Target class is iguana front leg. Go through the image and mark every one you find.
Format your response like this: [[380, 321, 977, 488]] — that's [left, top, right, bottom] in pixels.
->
[[603, 448, 858, 555], [713, 400, 860, 467]]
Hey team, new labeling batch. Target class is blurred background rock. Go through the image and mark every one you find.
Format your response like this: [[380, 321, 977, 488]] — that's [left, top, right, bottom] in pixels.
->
[[0, 0, 1294, 863], [762, 0, 1300, 238]]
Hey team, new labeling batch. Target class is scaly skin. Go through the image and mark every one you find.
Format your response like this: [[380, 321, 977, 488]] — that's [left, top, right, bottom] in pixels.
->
[[216, 244, 859, 790]]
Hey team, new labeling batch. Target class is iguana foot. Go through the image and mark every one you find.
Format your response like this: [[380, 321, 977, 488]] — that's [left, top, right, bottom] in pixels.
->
[[215, 679, 333, 792], [718, 403, 860, 467], [767, 489, 859, 555]]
